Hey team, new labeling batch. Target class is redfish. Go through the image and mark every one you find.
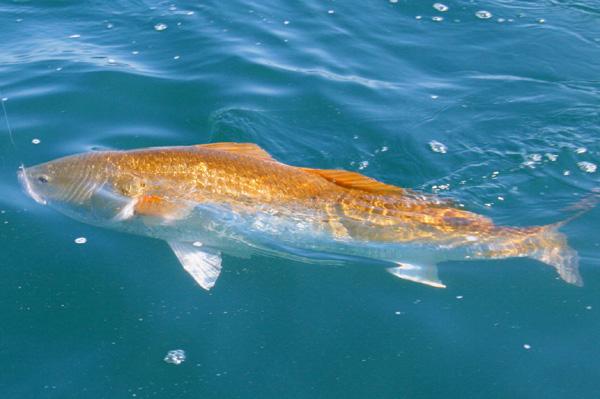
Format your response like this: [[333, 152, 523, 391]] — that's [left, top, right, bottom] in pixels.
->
[[18, 142, 583, 289]]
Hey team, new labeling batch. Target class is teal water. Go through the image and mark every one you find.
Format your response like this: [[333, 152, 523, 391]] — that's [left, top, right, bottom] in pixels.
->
[[2, 1, 600, 398]]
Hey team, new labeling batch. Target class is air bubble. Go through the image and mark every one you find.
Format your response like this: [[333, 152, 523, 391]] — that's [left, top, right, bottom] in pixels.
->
[[475, 10, 493, 19], [429, 140, 447, 154], [432, 16, 444, 22], [530, 154, 542, 162], [164, 349, 186, 365], [74, 237, 87, 244], [433, 3, 448, 12], [522, 153, 542, 168], [577, 161, 597, 173], [154, 23, 168, 31]]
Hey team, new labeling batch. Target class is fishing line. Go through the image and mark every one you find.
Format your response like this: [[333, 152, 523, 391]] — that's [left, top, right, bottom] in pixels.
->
[[1, 97, 15, 148], [1, 89, 46, 206], [0, 90, 26, 171]]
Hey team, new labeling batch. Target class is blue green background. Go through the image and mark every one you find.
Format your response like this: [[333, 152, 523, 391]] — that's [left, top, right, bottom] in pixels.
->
[[1, 1, 600, 398]]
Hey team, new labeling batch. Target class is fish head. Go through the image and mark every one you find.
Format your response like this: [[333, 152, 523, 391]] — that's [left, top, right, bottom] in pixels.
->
[[20, 154, 86, 206], [18, 151, 135, 225]]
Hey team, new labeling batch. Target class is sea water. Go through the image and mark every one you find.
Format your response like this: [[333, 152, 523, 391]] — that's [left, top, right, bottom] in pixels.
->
[[1, 1, 599, 398]]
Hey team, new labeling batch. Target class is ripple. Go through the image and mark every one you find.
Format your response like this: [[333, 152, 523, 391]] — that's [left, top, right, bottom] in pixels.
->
[[253, 60, 400, 90], [468, 74, 547, 83]]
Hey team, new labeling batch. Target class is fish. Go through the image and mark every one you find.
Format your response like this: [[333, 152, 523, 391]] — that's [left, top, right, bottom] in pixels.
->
[[18, 142, 584, 290]]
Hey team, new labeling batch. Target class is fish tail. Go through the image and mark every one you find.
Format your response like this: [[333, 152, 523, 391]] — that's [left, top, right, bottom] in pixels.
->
[[528, 189, 599, 286], [528, 224, 582, 286]]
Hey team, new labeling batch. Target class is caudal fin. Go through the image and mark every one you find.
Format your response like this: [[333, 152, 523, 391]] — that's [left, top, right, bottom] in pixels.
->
[[529, 225, 582, 286]]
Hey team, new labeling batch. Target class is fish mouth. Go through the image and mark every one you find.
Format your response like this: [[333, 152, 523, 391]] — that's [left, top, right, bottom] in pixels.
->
[[17, 166, 47, 205]]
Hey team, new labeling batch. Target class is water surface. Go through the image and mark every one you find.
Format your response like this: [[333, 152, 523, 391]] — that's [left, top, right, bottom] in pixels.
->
[[1, 1, 600, 398]]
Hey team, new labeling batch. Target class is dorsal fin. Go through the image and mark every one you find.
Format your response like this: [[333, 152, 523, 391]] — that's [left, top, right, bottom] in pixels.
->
[[300, 168, 405, 194], [195, 142, 276, 162]]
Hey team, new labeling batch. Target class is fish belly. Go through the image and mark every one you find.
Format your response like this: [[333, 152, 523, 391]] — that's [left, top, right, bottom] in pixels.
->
[[110, 201, 482, 267]]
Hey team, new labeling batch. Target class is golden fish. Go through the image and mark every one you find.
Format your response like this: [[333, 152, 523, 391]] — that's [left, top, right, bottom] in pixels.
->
[[18, 142, 583, 289]]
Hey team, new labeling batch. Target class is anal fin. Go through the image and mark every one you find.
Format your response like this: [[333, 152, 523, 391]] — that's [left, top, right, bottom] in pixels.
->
[[168, 241, 222, 290], [387, 262, 446, 288]]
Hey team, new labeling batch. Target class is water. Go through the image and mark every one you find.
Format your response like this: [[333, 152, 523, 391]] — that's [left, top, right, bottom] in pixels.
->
[[1, 0, 600, 397]]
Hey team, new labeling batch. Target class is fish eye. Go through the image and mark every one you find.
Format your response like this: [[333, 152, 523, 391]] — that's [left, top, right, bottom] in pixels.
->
[[37, 175, 50, 184]]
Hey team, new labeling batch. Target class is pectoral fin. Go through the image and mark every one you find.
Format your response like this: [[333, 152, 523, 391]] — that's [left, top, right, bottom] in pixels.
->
[[135, 195, 193, 221], [387, 262, 446, 288], [91, 183, 193, 223], [168, 241, 222, 290], [112, 197, 138, 221], [88, 184, 137, 222]]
